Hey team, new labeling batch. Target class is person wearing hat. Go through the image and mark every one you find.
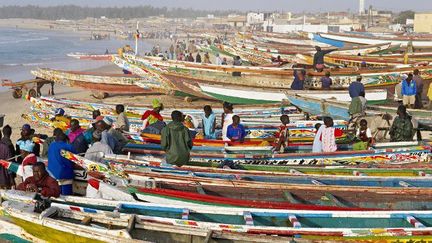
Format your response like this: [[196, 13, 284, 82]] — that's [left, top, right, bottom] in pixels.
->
[[16, 124, 40, 162], [47, 131, 75, 195], [141, 99, 164, 130], [51, 108, 71, 131], [16, 140, 37, 180], [85, 130, 113, 162]]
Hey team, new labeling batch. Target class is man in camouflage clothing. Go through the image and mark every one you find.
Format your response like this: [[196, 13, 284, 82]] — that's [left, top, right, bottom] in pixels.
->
[[389, 105, 414, 142]]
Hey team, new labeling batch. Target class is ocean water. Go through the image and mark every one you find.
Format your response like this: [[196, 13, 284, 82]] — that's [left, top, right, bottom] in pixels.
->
[[0, 28, 151, 91]]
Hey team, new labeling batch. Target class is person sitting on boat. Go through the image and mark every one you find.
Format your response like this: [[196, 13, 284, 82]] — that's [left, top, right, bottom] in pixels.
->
[[312, 123, 324, 153], [202, 105, 216, 139], [85, 130, 113, 163], [413, 69, 424, 109], [47, 132, 75, 195], [115, 104, 130, 132], [313, 46, 337, 72], [65, 119, 88, 154], [349, 76, 365, 99], [428, 81, 432, 109], [17, 162, 60, 198], [226, 115, 246, 143], [320, 71, 332, 90], [222, 102, 235, 141], [96, 117, 127, 154], [353, 119, 373, 151], [141, 99, 166, 134], [221, 57, 228, 65], [320, 117, 344, 153], [274, 115, 290, 153], [16, 140, 37, 180], [232, 56, 242, 77], [389, 105, 414, 142], [401, 73, 417, 109], [187, 53, 195, 62], [161, 110, 193, 167], [41, 128, 63, 158], [290, 69, 306, 90]]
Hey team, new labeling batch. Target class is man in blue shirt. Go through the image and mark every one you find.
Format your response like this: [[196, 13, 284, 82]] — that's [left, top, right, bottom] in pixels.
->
[[348, 76, 365, 98], [401, 73, 417, 109], [47, 131, 75, 195], [226, 115, 246, 142]]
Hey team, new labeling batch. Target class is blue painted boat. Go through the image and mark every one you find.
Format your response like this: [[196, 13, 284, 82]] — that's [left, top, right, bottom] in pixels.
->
[[312, 33, 345, 47]]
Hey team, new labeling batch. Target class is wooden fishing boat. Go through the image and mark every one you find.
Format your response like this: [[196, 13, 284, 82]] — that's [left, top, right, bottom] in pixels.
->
[[123, 140, 431, 166], [0, 200, 139, 243], [67, 52, 117, 61], [319, 32, 432, 48], [31, 68, 172, 97], [6, 191, 432, 242], [287, 93, 432, 126], [199, 83, 388, 105], [0, 218, 43, 242]]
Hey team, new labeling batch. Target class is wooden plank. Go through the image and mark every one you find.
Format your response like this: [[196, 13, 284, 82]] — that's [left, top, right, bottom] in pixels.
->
[[324, 193, 349, 208], [283, 192, 301, 204], [126, 214, 136, 233]]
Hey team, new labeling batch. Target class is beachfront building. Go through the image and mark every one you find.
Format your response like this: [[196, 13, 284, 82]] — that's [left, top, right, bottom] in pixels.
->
[[414, 13, 432, 33]]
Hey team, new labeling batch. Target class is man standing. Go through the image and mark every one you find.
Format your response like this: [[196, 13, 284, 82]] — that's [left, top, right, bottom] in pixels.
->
[[161, 111, 193, 167], [413, 69, 424, 109], [0, 131, 13, 189], [313, 46, 337, 72], [349, 76, 365, 99], [47, 132, 75, 195], [401, 73, 417, 109]]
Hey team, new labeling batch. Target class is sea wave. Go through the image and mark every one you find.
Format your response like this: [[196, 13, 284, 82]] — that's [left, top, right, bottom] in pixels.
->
[[0, 37, 49, 45]]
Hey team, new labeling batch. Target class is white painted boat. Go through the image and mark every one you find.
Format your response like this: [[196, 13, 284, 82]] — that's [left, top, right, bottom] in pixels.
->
[[199, 84, 387, 105], [320, 33, 432, 48]]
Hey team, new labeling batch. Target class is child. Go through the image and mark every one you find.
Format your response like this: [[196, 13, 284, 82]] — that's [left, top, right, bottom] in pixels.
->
[[353, 119, 373, 151], [274, 115, 290, 153], [312, 123, 323, 153], [202, 105, 216, 139], [221, 102, 235, 141], [161, 111, 193, 167], [320, 117, 343, 152], [226, 115, 246, 142]]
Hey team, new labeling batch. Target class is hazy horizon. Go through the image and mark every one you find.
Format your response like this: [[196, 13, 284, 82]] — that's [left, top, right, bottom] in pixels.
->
[[0, 0, 431, 12]]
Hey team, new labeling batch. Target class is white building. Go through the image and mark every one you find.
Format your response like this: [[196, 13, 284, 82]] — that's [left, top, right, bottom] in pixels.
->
[[359, 0, 365, 15], [247, 12, 265, 26]]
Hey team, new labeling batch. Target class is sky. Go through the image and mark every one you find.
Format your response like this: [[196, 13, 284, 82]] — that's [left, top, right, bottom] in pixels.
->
[[0, 0, 431, 12]]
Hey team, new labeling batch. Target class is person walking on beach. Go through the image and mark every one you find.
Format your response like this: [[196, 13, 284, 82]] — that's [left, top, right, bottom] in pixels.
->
[[313, 46, 336, 72], [320, 71, 333, 89], [389, 105, 414, 142], [401, 73, 417, 109], [115, 104, 130, 132], [161, 111, 193, 167], [413, 69, 424, 109], [221, 102, 235, 141], [202, 105, 216, 139]]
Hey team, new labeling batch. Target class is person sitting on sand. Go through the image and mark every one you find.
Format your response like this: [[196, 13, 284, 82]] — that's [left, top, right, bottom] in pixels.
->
[[226, 115, 246, 143], [274, 115, 290, 153], [389, 105, 414, 142], [161, 111, 193, 167], [17, 162, 60, 198], [353, 119, 373, 151]]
